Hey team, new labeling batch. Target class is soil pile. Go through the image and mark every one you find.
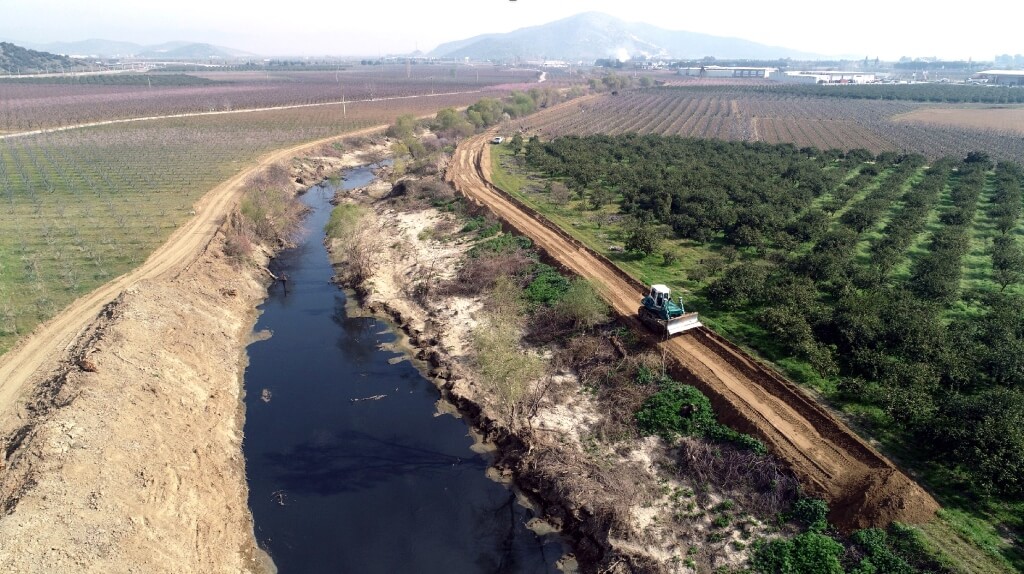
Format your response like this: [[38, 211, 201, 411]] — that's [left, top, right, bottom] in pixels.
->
[[832, 469, 941, 532]]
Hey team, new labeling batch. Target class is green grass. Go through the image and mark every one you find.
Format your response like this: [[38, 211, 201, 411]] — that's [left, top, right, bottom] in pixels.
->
[[827, 166, 886, 225], [853, 167, 927, 264], [892, 173, 956, 282]]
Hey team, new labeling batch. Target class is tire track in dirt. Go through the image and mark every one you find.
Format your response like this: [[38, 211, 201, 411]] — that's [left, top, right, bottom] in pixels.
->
[[0, 124, 388, 425], [446, 129, 939, 530]]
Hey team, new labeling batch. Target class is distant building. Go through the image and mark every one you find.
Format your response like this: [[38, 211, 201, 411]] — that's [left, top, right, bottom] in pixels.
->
[[637, 60, 669, 70], [772, 71, 876, 84], [974, 70, 1024, 86], [678, 66, 776, 78]]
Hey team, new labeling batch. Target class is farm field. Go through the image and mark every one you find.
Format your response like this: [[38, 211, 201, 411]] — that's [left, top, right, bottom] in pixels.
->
[[894, 105, 1024, 135], [0, 81, 508, 354], [0, 64, 552, 131], [491, 135, 1024, 570], [523, 86, 1024, 161]]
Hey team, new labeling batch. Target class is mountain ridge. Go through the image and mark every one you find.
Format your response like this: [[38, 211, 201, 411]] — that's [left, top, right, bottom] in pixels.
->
[[430, 12, 822, 61]]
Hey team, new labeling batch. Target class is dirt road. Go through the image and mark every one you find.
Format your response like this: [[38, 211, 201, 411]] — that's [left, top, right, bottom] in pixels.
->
[[0, 90, 486, 140], [0, 125, 385, 429], [446, 131, 939, 530]]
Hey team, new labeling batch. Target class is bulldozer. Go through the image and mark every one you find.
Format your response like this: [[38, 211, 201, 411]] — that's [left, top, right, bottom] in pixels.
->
[[639, 284, 702, 335]]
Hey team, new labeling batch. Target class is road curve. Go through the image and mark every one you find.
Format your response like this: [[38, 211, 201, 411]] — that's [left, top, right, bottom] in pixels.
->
[[446, 130, 939, 530], [0, 124, 387, 421]]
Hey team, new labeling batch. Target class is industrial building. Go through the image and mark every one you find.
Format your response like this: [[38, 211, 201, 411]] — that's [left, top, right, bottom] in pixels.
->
[[974, 70, 1024, 86], [678, 66, 776, 78], [771, 71, 876, 84]]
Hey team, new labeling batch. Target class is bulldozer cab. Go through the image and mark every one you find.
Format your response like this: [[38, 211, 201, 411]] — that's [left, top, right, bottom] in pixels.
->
[[640, 283, 702, 335], [649, 284, 671, 308]]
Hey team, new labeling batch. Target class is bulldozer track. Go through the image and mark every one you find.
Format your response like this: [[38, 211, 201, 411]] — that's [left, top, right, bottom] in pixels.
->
[[446, 129, 938, 529]]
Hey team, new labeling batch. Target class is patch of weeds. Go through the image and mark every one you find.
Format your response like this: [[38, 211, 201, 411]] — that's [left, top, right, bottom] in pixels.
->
[[712, 515, 732, 529], [461, 216, 486, 233], [523, 263, 571, 305], [468, 234, 533, 258], [635, 378, 767, 452], [714, 500, 736, 513]]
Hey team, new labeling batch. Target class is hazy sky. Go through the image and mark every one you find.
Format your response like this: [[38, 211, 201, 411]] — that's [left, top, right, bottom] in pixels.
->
[[1, 0, 1019, 60]]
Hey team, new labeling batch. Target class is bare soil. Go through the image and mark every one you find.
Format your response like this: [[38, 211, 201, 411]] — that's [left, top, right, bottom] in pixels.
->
[[445, 131, 940, 532], [894, 105, 1024, 134], [0, 132, 386, 573]]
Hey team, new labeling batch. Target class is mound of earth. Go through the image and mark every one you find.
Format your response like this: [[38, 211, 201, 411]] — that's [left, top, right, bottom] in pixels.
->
[[831, 468, 940, 531]]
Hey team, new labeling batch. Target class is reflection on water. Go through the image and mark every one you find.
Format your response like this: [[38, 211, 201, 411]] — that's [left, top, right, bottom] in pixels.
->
[[242, 165, 564, 573]]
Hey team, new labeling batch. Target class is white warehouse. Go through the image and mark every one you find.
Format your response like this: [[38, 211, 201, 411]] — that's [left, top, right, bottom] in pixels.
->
[[678, 66, 776, 78], [773, 71, 877, 84]]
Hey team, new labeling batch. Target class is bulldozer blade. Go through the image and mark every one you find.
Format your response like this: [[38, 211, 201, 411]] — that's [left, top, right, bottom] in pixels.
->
[[666, 312, 702, 335]]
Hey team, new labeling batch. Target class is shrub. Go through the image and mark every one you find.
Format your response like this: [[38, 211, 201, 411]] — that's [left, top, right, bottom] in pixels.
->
[[752, 532, 844, 574], [223, 227, 255, 260], [553, 279, 609, 330], [523, 264, 571, 305], [790, 532, 844, 574], [789, 498, 829, 532], [625, 217, 661, 256], [635, 381, 716, 439], [850, 528, 913, 574], [385, 114, 417, 139], [472, 276, 547, 421], [635, 379, 767, 452], [324, 203, 367, 240], [239, 186, 305, 244], [446, 250, 534, 296], [468, 234, 533, 258], [752, 538, 793, 573]]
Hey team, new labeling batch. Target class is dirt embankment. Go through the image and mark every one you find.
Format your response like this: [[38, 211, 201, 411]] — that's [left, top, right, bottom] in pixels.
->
[[0, 138, 385, 573], [0, 241, 271, 574], [446, 131, 940, 531]]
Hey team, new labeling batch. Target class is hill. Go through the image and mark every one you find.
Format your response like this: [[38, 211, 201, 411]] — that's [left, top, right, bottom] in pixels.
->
[[136, 42, 255, 60], [9, 39, 256, 60], [429, 12, 821, 62], [0, 42, 87, 74]]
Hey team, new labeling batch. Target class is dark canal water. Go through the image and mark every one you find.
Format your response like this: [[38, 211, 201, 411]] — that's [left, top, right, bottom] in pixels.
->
[[243, 165, 565, 573]]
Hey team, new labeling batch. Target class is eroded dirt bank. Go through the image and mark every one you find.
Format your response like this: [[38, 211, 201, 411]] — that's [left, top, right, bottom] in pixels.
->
[[0, 147, 378, 573]]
